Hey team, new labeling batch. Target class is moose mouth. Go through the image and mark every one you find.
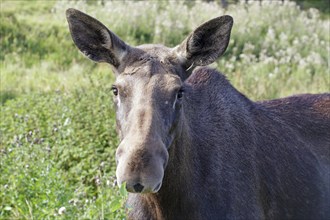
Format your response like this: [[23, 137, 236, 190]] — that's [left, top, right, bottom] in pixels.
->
[[118, 179, 163, 194]]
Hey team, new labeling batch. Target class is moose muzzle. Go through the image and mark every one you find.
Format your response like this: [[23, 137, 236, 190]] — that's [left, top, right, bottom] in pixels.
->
[[115, 136, 169, 193]]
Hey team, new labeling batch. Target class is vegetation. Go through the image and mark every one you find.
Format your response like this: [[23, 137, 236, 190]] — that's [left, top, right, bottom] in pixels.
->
[[214, 0, 330, 15], [1, 0, 329, 219]]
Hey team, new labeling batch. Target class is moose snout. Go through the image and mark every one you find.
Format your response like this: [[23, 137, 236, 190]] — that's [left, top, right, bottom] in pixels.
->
[[115, 140, 168, 193], [124, 180, 163, 193]]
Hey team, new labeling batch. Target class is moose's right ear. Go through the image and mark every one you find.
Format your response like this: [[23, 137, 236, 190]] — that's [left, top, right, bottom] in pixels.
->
[[66, 8, 129, 67]]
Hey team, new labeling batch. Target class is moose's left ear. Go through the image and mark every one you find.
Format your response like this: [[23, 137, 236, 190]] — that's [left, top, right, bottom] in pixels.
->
[[175, 15, 233, 68]]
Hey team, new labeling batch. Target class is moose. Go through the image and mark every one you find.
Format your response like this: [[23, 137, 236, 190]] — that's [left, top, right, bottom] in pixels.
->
[[66, 8, 329, 220]]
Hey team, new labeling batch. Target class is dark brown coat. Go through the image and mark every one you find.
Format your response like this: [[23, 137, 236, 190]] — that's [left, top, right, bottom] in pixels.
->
[[66, 9, 330, 220]]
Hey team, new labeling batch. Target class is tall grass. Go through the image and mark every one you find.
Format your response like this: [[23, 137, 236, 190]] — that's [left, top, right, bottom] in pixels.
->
[[0, 0, 329, 219], [1, 0, 329, 100]]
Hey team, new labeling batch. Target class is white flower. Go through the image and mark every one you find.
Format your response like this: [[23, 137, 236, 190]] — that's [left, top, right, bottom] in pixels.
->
[[95, 177, 101, 186], [58, 207, 66, 215]]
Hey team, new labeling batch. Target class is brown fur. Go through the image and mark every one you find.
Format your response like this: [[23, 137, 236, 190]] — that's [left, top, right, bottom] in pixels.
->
[[66, 9, 330, 220]]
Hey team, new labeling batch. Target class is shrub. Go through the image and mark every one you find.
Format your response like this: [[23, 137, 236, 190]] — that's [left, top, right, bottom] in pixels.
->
[[0, 82, 126, 219]]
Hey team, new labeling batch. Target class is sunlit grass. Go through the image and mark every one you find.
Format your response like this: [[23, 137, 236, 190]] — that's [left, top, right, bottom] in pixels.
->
[[1, 0, 329, 101]]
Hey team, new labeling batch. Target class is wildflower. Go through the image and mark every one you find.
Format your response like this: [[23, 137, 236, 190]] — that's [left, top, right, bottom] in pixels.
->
[[69, 199, 78, 206], [45, 145, 51, 153], [95, 176, 101, 186], [58, 207, 66, 215]]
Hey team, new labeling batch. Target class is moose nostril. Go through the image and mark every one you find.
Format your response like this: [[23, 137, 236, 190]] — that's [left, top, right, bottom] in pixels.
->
[[133, 183, 144, 193]]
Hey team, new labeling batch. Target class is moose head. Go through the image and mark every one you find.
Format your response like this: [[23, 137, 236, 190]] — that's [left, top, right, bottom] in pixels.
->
[[66, 8, 233, 193]]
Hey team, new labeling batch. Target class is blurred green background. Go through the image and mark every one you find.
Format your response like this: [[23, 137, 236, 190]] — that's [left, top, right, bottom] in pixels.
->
[[1, 0, 329, 219]]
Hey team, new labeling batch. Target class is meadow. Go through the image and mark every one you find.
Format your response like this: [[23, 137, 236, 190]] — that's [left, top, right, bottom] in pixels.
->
[[0, 0, 329, 219]]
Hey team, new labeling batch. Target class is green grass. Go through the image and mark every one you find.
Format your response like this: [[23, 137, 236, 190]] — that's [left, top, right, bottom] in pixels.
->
[[0, 0, 329, 219], [0, 85, 127, 219]]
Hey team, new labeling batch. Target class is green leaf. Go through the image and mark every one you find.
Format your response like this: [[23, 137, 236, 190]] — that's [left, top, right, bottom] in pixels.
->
[[110, 198, 121, 212], [119, 182, 127, 197]]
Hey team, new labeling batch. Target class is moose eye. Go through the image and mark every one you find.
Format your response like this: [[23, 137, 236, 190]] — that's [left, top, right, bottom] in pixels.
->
[[177, 88, 184, 99], [111, 85, 118, 96]]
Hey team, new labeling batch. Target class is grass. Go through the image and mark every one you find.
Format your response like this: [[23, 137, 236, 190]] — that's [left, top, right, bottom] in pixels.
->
[[0, 0, 329, 219]]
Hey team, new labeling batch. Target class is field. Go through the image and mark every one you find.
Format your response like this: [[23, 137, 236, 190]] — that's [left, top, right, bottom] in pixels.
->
[[1, 0, 329, 219]]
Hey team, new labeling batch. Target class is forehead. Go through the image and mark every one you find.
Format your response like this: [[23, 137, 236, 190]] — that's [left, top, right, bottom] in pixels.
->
[[115, 68, 181, 91], [115, 44, 182, 88]]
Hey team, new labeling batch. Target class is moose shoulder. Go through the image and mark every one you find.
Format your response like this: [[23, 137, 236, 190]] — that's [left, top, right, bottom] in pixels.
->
[[66, 8, 330, 220]]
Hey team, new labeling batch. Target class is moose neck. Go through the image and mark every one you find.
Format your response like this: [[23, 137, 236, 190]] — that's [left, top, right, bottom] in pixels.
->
[[130, 115, 200, 219], [160, 121, 199, 219], [126, 68, 260, 219]]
